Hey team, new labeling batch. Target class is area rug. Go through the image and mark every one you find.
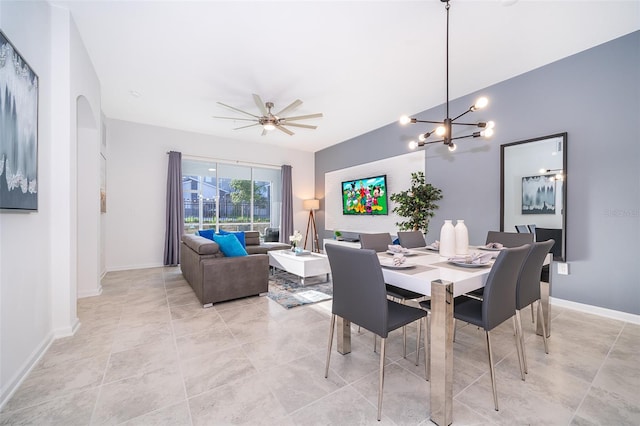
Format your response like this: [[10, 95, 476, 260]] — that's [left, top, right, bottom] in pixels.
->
[[267, 272, 333, 309]]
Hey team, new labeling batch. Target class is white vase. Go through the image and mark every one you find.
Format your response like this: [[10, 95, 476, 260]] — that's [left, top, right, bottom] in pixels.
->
[[455, 220, 469, 255], [439, 220, 456, 257]]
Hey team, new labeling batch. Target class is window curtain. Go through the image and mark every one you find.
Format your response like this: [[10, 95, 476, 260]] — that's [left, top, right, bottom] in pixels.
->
[[280, 165, 294, 244], [164, 151, 184, 265]]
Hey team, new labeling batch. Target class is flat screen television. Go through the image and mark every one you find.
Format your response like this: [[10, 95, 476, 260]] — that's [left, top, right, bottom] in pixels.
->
[[341, 175, 388, 215]]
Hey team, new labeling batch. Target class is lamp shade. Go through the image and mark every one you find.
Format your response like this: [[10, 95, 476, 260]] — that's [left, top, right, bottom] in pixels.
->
[[303, 199, 320, 210]]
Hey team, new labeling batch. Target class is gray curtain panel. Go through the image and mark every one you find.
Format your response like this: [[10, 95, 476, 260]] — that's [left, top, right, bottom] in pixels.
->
[[280, 165, 294, 244], [164, 151, 184, 265]]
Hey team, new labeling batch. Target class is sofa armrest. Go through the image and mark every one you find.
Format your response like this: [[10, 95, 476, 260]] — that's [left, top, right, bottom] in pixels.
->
[[200, 254, 269, 304]]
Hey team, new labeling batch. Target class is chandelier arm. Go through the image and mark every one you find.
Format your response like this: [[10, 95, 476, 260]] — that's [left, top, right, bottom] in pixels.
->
[[451, 108, 473, 122], [451, 121, 483, 127], [412, 119, 445, 125], [450, 133, 480, 142]]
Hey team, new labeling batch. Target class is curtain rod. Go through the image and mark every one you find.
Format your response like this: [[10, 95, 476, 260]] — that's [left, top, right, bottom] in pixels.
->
[[166, 151, 282, 170]]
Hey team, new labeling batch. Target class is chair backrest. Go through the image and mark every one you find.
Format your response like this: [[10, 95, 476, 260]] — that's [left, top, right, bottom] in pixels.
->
[[264, 227, 279, 242], [527, 224, 536, 235], [359, 233, 392, 252], [481, 245, 530, 330], [515, 225, 530, 233], [486, 231, 534, 248], [535, 227, 562, 260], [325, 244, 390, 337], [516, 240, 554, 310], [397, 231, 427, 248]]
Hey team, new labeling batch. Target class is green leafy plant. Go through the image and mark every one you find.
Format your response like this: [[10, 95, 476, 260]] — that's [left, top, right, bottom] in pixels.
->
[[334, 230, 342, 239], [390, 171, 442, 235]]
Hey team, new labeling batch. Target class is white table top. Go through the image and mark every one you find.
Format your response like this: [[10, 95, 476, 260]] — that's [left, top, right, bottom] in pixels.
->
[[378, 247, 494, 297]]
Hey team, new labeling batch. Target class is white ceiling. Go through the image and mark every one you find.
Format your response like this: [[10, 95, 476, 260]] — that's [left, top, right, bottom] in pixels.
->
[[55, 0, 639, 153]]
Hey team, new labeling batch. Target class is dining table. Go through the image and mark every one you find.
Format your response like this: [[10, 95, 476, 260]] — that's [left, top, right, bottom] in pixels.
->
[[334, 245, 551, 426]]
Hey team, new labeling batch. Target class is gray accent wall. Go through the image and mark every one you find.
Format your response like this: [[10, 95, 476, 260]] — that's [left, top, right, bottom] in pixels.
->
[[316, 31, 639, 315]]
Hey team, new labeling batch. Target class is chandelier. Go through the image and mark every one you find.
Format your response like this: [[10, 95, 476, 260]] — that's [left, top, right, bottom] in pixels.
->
[[400, 0, 495, 152]]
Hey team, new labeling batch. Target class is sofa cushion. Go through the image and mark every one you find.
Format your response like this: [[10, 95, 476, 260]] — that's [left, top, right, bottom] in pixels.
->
[[244, 231, 261, 246], [213, 233, 248, 257], [197, 229, 216, 241], [218, 230, 246, 248], [182, 234, 220, 255]]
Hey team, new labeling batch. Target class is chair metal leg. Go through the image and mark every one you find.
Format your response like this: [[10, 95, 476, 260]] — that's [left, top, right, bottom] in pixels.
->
[[453, 318, 457, 343], [486, 331, 499, 411], [425, 315, 430, 381], [373, 335, 377, 353], [325, 314, 336, 378], [538, 300, 549, 354], [403, 326, 407, 358], [531, 301, 536, 323], [515, 311, 527, 378], [415, 318, 421, 366], [378, 337, 386, 421]]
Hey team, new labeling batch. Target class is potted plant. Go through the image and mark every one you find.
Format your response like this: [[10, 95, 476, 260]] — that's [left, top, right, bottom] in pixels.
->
[[390, 171, 442, 236], [334, 230, 342, 240]]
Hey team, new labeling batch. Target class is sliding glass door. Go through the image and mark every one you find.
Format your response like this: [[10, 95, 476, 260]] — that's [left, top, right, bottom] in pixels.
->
[[182, 158, 280, 238]]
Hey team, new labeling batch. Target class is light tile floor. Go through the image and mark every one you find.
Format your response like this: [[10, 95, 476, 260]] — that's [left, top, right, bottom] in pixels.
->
[[1, 267, 639, 425]]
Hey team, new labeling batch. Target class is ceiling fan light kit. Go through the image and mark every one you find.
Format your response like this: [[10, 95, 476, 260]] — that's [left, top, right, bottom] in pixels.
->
[[400, 0, 495, 152], [212, 94, 323, 136]]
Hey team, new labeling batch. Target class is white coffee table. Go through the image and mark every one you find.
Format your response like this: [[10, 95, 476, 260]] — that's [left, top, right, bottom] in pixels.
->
[[268, 250, 331, 285]]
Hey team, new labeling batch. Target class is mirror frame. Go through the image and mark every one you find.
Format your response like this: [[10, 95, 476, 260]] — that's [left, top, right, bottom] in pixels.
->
[[500, 132, 567, 261]]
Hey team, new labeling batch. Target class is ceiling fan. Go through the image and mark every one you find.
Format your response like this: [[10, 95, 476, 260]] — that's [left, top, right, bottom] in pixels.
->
[[212, 94, 323, 136]]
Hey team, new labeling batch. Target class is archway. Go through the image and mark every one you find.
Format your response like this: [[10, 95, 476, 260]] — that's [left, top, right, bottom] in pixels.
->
[[76, 95, 101, 297]]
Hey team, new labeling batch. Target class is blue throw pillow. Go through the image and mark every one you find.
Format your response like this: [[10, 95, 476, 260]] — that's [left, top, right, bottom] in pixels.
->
[[213, 233, 248, 257], [218, 230, 246, 248], [197, 229, 216, 241]]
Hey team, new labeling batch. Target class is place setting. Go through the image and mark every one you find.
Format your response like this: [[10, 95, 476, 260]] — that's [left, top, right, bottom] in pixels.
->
[[446, 252, 494, 268], [379, 253, 415, 269]]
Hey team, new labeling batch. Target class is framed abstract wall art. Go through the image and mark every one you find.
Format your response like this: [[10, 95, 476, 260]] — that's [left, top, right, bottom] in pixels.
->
[[0, 30, 39, 211], [521, 174, 556, 215]]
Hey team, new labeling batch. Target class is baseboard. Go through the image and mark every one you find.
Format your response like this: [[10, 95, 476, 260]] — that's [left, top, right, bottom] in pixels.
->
[[78, 286, 103, 299], [551, 297, 640, 325], [0, 331, 55, 411], [107, 262, 165, 272], [53, 316, 81, 338]]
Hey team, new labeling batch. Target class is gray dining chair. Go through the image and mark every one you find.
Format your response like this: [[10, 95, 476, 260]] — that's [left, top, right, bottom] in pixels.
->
[[515, 225, 530, 233], [486, 231, 534, 247], [397, 231, 427, 248], [451, 245, 529, 411], [515, 239, 554, 377], [359, 232, 426, 356], [324, 244, 428, 421]]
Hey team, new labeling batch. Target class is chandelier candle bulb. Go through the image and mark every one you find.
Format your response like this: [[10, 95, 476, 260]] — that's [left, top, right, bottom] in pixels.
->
[[454, 220, 469, 255], [439, 220, 456, 257]]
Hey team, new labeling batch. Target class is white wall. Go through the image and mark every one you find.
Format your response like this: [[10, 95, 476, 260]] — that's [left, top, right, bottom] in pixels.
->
[[1, 0, 54, 408], [324, 151, 424, 235], [105, 119, 315, 271], [0, 1, 102, 408]]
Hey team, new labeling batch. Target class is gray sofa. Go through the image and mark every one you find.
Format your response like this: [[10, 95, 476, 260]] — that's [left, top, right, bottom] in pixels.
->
[[243, 230, 290, 254], [180, 232, 289, 307]]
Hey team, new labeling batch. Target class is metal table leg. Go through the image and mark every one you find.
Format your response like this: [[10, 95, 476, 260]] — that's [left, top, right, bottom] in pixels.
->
[[337, 317, 351, 354], [430, 279, 454, 426]]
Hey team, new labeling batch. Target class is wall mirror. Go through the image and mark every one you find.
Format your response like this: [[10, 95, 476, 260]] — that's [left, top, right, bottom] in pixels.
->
[[501, 133, 567, 261]]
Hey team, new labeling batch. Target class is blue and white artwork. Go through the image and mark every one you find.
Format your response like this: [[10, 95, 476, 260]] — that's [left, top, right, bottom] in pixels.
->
[[521, 175, 555, 215], [0, 30, 39, 211]]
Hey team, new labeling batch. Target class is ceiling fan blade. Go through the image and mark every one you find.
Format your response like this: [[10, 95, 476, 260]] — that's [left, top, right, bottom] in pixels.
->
[[233, 123, 261, 130], [252, 94, 268, 116], [275, 125, 294, 136], [274, 99, 302, 117], [217, 101, 260, 118], [282, 112, 323, 121], [282, 122, 317, 130], [211, 115, 256, 122]]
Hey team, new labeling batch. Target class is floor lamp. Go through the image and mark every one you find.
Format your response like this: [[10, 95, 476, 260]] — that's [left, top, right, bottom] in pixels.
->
[[303, 199, 320, 252]]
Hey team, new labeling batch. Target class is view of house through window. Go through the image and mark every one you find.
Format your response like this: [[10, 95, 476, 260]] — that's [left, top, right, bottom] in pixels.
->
[[182, 159, 281, 239]]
